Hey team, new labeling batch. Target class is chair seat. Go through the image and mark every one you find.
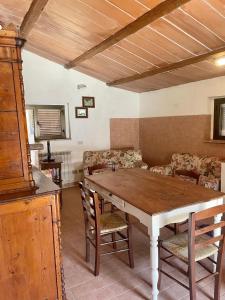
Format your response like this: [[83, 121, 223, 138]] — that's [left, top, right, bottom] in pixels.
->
[[100, 213, 128, 234], [162, 232, 218, 262]]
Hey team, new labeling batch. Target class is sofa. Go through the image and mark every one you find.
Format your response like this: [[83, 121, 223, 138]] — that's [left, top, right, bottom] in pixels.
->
[[150, 153, 221, 191], [83, 149, 148, 176]]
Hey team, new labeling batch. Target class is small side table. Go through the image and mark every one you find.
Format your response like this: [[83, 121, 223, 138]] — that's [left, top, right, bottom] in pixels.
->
[[40, 160, 63, 206]]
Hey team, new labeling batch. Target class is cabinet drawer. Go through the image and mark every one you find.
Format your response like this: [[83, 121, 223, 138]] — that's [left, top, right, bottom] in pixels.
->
[[0, 47, 12, 60]]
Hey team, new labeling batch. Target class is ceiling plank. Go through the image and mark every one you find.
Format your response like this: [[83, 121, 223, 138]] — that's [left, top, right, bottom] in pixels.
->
[[20, 0, 49, 38], [65, 0, 191, 69], [107, 46, 225, 86]]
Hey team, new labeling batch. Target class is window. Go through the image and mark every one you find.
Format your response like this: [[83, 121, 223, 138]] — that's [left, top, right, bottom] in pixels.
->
[[213, 98, 225, 140], [27, 105, 67, 141]]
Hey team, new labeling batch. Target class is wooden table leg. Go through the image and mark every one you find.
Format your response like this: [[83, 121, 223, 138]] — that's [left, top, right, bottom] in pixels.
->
[[149, 216, 160, 300]]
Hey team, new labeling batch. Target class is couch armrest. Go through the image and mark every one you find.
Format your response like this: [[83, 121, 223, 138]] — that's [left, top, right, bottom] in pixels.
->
[[150, 164, 173, 176], [198, 175, 220, 191]]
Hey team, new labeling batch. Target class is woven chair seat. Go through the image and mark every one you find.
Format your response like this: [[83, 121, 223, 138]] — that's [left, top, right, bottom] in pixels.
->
[[100, 213, 128, 234], [162, 232, 218, 262]]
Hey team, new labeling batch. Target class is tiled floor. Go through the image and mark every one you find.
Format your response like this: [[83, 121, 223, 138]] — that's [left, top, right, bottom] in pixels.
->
[[61, 186, 225, 300]]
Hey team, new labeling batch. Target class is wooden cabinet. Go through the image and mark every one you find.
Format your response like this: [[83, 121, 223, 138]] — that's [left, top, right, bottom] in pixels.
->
[[0, 169, 64, 300], [0, 28, 34, 194], [0, 27, 64, 299]]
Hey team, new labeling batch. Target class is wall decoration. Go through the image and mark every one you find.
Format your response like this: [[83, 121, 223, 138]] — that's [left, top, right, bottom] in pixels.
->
[[75, 107, 88, 118], [82, 96, 95, 108]]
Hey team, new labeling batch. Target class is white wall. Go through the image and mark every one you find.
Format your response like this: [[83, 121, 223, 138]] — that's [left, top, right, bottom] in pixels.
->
[[22, 50, 139, 181], [139, 76, 225, 117]]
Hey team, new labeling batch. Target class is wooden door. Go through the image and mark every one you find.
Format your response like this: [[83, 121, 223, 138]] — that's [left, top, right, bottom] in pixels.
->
[[0, 194, 62, 300]]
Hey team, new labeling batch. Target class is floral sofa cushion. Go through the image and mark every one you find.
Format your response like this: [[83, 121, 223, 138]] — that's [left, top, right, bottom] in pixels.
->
[[150, 152, 221, 191], [171, 153, 199, 172], [199, 156, 221, 178], [198, 175, 220, 191], [83, 149, 148, 175]]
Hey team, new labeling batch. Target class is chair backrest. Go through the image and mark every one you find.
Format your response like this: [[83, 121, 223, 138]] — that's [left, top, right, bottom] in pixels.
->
[[79, 182, 100, 230], [188, 204, 225, 265]]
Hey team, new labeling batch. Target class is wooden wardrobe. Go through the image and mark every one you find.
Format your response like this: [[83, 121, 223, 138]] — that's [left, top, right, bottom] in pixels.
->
[[0, 27, 64, 299]]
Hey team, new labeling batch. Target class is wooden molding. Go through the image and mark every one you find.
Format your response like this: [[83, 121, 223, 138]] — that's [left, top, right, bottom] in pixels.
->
[[107, 46, 225, 86], [20, 0, 49, 38], [65, 0, 191, 69]]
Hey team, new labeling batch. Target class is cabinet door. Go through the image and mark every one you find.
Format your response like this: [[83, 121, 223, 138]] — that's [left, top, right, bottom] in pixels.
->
[[0, 195, 62, 300], [0, 112, 23, 180], [0, 63, 16, 111]]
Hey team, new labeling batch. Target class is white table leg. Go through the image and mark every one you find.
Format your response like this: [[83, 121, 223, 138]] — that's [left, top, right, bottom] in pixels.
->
[[149, 216, 160, 300]]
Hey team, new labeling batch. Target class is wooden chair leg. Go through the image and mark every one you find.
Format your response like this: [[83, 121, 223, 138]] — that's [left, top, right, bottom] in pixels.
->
[[85, 236, 90, 262], [214, 273, 221, 300], [94, 234, 100, 276], [85, 222, 90, 262], [189, 261, 196, 300], [214, 247, 225, 300], [127, 224, 134, 269], [112, 232, 117, 249], [174, 223, 179, 234], [100, 198, 104, 214]]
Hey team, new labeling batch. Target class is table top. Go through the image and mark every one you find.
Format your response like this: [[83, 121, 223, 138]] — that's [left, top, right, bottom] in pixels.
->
[[85, 168, 224, 216]]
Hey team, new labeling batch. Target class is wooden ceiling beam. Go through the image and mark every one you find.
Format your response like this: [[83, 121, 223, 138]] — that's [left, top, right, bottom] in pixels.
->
[[20, 0, 49, 38], [107, 46, 225, 86], [65, 0, 191, 69]]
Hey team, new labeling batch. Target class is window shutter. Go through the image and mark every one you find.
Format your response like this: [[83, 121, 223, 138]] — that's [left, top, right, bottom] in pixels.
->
[[37, 108, 63, 138]]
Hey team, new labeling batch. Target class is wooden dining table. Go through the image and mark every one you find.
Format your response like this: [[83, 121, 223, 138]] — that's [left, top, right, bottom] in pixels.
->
[[84, 168, 224, 300]]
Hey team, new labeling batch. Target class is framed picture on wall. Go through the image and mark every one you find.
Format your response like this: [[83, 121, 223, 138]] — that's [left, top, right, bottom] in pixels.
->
[[82, 96, 95, 108], [75, 107, 88, 118]]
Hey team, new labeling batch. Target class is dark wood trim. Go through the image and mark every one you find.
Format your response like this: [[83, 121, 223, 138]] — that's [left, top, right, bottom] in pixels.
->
[[65, 0, 191, 69], [107, 46, 225, 86], [213, 98, 225, 140], [20, 0, 49, 38]]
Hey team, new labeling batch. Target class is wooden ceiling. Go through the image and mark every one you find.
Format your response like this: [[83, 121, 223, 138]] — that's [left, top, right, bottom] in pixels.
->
[[1, 0, 225, 93]]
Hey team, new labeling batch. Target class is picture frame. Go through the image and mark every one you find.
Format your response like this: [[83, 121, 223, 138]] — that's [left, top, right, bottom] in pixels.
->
[[75, 107, 88, 118], [82, 96, 95, 108]]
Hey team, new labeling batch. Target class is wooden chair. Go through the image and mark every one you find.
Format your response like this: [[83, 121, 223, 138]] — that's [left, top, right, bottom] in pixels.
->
[[87, 163, 114, 214], [166, 170, 201, 234], [158, 204, 225, 300], [79, 182, 134, 276]]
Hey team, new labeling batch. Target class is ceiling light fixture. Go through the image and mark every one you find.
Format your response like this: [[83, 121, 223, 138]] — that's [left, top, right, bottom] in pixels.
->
[[215, 57, 225, 66]]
